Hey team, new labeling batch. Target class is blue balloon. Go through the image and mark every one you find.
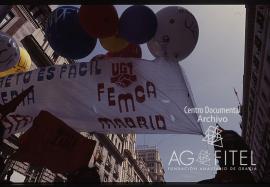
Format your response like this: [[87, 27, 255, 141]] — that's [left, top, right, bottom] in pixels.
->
[[45, 6, 97, 59], [119, 5, 157, 44], [0, 5, 12, 23]]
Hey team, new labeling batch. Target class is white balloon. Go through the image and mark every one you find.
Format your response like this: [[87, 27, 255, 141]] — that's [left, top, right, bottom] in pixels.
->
[[0, 32, 20, 72], [147, 6, 199, 62]]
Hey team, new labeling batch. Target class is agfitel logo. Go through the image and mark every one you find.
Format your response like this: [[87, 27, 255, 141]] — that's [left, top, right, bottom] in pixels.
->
[[168, 125, 256, 170], [196, 150, 211, 166], [202, 125, 223, 147]]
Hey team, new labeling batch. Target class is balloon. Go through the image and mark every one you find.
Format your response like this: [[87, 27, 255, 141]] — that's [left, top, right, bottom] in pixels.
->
[[147, 6, 199, 62], [45, 6, 97, 59], [0, 5, 12, 23], [0, 47, 32, 78], [0, 32, 20, 72], [119, 5, 157, 44], [79, 5, 119, 38], [100, 35, 129, 53], [106, 43, 142, 58]]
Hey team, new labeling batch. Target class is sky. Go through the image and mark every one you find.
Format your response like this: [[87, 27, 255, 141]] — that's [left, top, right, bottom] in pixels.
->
[[37, 5, 246, 182]]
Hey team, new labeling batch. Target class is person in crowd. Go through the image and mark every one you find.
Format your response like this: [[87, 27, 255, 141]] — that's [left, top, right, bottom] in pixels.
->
[[5, 168, 13, 182], [198, 125, 255, 183], [66, 166, 101, 183]]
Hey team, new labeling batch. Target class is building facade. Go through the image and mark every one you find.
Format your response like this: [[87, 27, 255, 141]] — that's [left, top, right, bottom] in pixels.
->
[[136, 145, 165, 182], [82, 133, 152, 183], [242, 5, 270, 182], [0, 5, 74, 183], [82, 133, 125, 182], [121, 134, 153, 182], [0, 5, 74, 69]]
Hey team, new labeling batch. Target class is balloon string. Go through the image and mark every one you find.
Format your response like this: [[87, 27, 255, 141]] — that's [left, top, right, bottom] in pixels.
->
[[180, 64, 204, 135]]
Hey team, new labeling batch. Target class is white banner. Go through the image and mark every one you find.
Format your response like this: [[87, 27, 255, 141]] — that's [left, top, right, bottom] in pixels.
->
[[0, 57, 204, 138]]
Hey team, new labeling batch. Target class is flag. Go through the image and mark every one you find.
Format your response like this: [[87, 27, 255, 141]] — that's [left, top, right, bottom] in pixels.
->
[[0, 85, 34, 140], [11, 110, 96, 174], [1, 57, 204, 136], [0, 85, 34, 119]]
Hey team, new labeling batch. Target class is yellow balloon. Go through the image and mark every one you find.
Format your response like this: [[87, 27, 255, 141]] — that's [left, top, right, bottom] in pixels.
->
[[0, 47, 32, 78], [100, 35, 129, 52]]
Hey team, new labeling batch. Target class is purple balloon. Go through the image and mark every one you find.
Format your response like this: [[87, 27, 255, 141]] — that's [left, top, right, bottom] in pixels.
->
[[119, 5, 157, 44]]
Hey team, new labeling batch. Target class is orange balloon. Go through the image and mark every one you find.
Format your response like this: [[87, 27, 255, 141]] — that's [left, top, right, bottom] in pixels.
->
[[100, 35, 129, 53], [106, 43, 142, 58]]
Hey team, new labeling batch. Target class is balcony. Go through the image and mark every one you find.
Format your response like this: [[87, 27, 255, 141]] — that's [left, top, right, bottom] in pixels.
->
[[94, 150, 103, 164], [113, 169, 119, 179], [126, 174, 133, 182], [95, 134, 124, 162], [124, 149, 149, 182], [117, 134, 125, 141], [96, 156, 103, 164], [105, 161, 112, 171]]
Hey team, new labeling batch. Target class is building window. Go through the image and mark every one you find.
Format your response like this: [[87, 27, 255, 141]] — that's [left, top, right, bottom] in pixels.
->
[[249, 99, 254, 114], [105, 154, 112, 171], [253, 74, 258, 84], [51, 52, 59, 62], [253, 55, 260, 70], [264, 75, 270, 87], [33, 9, 43, 18], [104, 174, 108, 182], [118, 142, 121, 150], [95, 144, 103, 164], [251, 72, 258, 87], [250, 87, 255, 98], [113, 164, 119, 179], [0, 12, 15, 29], [261, 91, 267, 102], [267, 55, 270, 64], [258, 106, 264, 117], [256, 10, 265, 30], [148, 153, 155, 160], [107, 154, 111, 162], [254, 35, 262, 52], [128, 163, 132, 176], [147, 162, 154, 167], [130, 142, 134, 152]]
